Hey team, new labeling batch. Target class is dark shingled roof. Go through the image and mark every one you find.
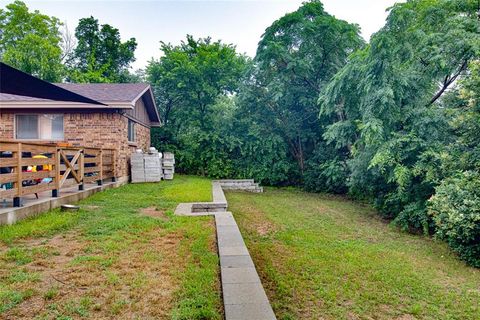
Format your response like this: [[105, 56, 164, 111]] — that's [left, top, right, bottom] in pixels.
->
[[54, 83, 150, 103], [0, 63, 161, 125], [0, 62, 104, 105], [0, 93, 55, 102]]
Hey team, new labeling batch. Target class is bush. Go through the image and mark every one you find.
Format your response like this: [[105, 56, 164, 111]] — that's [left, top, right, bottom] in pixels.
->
[[303, 144, 349, 194], [393, 202, 433, 235], [429, 171, 480, 267]]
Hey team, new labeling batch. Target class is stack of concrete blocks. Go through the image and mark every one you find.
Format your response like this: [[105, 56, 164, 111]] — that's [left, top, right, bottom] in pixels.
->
[[162, 152, 175, 180], [130, 152, 146, 183], [144, 152, 163, 182], [130, 149, 164, 183]]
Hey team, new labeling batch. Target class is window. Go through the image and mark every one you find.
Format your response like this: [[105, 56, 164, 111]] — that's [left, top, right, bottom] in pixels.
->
[[15, 114, 64, 140], [128, 119, 135, 142]]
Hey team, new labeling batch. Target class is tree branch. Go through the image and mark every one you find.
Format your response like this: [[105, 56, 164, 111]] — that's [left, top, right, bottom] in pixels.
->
[[429, 59, 469, 105]]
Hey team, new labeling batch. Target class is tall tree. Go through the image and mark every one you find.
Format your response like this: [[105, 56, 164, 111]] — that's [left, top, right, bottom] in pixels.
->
[[148, 35, 247, 126], [239, 0, 363, 188], [67, 16, 137, 83], [147, 35, 248, 174], [0, 0, 64, 81], [319, 0, 480, 232]]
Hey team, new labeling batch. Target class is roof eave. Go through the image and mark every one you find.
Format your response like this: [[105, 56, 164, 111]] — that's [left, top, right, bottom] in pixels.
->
[[150, 122, 162, 128], [0, 101, 134, 110], [137, 85, 161, 125]]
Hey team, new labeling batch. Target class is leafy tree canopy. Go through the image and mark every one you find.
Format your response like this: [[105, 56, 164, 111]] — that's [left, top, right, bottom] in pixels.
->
[[0, 0, 64, 81], [147, 35, 248, 174], [66, 16, 137, 83], [147, 35, 248, 127], [240, 0, 363, 182], [319, 0, 480, 232]]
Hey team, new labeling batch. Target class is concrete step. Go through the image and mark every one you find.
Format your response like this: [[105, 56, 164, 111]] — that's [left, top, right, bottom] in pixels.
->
[[222, 186, 257, 190], [191, 202, 228, 213], [222, 185, 262, 191], [215, 179, 255, 184], [215, 179, 264, 193]]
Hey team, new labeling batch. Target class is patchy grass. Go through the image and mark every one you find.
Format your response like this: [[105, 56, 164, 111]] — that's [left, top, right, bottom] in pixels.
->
[[227, 188, 480, 320], [0, 175, 221, 319]]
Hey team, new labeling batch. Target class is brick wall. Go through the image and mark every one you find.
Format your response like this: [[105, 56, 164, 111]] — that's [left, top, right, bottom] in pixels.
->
[[0, 111, 152, 179], [0, 113, 14, 139], [134, 122, 151, 152], [64, 113, 151, 178]]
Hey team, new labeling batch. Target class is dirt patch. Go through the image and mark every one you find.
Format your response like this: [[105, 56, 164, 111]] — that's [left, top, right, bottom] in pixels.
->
[[139, 207, 168, 220], [255, 220, 277, 236], [234, 204, 278, 237], [395, 315, 417, 320], [1, 228, 183, 319]]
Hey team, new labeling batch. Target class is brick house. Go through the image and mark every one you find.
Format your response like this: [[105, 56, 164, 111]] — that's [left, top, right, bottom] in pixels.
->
[[0, 63, 161, 182]]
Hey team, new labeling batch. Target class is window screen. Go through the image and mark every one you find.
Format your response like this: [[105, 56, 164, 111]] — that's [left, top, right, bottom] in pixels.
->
[[16, 115, 38, 139], [128, 119, 135, 142], [15, 114, 64, 140]]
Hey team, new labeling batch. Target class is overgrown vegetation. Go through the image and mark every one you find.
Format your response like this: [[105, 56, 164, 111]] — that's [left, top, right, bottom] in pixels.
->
[[2, 0, 479, 265], [228, 189, 480, 319], [146, 0, 480, 266], [0, 176, 222, 319]]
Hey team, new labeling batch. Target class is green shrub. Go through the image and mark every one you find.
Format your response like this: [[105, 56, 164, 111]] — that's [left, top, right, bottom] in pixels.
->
[[393, 202, 432, 235], [429, 171, 480, 267], [304, 156, 348, 194]]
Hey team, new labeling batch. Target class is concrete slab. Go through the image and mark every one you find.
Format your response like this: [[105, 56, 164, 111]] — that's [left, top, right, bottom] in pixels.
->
[[222, 283, 269, 305], [221, 267, 261, 284], [217, 233, 245, 247], [191, 202, 227, 212], [174, 180, 276, 320], [173, 203, 193, 215], [224, 303, 276, 320], [215, 214, 237, 227], [220, 255, 255, 268], [216, 225, 241, 235], [0, 180, 124, 225], [212, 181, 228, 203], [219, 246, 250, 256]]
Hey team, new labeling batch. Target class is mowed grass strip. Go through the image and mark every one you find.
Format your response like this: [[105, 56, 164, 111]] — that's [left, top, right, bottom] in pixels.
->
[[227, 188, 480, 320], [0, 175, 222, 320]]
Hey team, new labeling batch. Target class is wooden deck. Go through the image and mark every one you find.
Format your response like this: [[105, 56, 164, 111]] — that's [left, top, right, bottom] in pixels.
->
[[1, 141, 117, 207]]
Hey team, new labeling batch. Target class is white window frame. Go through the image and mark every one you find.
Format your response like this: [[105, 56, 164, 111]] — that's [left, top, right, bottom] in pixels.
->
[[14, 113, 64, 141]]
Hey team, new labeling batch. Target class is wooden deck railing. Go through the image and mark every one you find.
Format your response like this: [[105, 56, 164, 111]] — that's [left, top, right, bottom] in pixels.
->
[[0, 141, 116, 207]]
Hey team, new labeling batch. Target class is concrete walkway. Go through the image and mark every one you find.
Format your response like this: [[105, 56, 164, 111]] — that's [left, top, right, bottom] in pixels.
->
[[0, 179, 126, 225], [175, 181, 276, 320]]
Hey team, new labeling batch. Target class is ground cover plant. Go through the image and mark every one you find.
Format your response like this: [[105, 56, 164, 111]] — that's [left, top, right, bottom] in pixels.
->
[[0, 176, 222, 320], [227, 189, 480, 320]]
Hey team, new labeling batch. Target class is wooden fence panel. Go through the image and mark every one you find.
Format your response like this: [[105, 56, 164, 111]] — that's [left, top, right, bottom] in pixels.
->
[[1, 141, 117, 205]]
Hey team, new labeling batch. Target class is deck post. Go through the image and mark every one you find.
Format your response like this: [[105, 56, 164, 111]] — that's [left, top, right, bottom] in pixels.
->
[[112, 149, 117, 182], [97, 149, 103, 186], [78, 149, 85, 191], [53, 147, 61, 197], [14, 143, 22, 207]]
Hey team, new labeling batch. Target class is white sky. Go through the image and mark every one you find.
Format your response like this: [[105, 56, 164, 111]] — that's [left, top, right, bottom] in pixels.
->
[[2, 0, 402, 70]]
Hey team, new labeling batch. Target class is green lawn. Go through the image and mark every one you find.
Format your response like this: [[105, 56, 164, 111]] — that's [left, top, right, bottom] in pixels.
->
[[227, 188, 480, 320], [0, 175, 222, 320]]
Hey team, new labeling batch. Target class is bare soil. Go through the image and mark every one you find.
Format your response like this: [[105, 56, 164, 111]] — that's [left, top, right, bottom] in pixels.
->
[[1, 228, 183, 319], [139, 207, 168, 220]]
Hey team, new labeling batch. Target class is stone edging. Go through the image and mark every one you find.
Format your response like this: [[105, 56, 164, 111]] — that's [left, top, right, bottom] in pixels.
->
[[174, 180, 276, 320]]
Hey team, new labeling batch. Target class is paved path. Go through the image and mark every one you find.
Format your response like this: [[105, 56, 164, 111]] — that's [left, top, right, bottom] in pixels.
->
[[175, 181, 276, 320]]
